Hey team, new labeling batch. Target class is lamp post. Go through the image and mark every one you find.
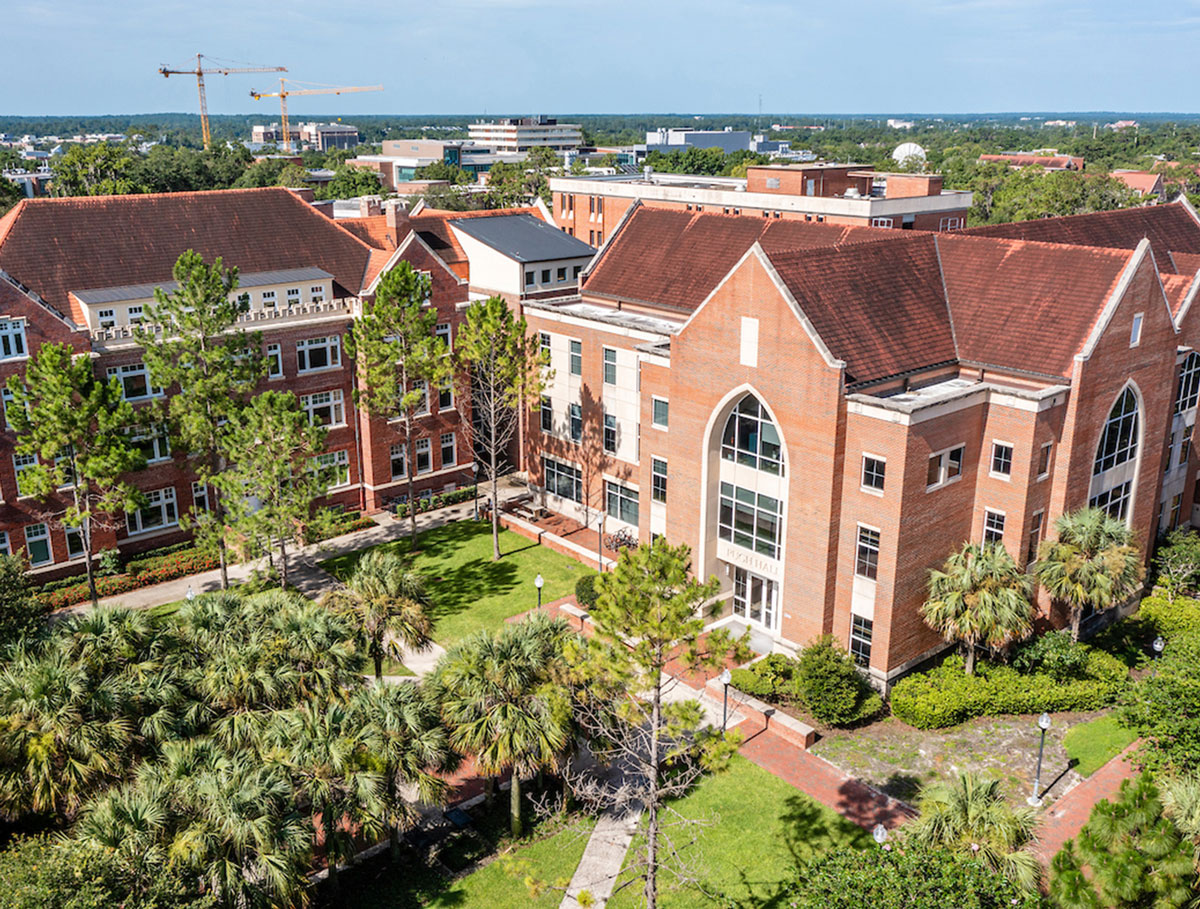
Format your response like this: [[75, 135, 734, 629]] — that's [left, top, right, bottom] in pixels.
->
[[1153, 635, 1166, 661], [872, 824, 888, 848], [534, 573, 544, 611], [719, 668, 732, 732], [186, 585, 196, 602], [472, 462, 479, 521], [1027, 712, 1052, 807]]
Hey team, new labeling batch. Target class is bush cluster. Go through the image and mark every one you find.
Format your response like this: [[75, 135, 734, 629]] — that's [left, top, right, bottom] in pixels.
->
[[34, 546, 221, 610], [729, 639, 883, 727], [574, 574, 597, 609], [891, 649, 1127, 730], [394, 485, 478, 519], [1137, 592, 1200, 640]]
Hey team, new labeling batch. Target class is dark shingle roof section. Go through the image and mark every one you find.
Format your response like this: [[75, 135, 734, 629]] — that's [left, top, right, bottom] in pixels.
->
[[765, 234, 957, 386], [0, 188, 376, 322], [74, 267, 335, 305], [583, 207, 889, 312], [447, 213, 596, 263], [963, 201, 1200, 272], [937, 234, 1132, 379]]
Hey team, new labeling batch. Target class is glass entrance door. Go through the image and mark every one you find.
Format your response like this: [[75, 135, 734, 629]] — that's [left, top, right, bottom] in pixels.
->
[[732, 567, 777, 630]]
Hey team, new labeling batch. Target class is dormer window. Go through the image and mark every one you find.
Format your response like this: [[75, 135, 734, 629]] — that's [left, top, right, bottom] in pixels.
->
[[262, 290, 277, 307], [97, 310, 116, 330], [127, 306, 143, 325]]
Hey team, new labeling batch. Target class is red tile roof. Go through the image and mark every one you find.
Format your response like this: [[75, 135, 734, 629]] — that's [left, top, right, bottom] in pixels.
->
[[937, 234, 1132, 379], [963, 201, 1200, 272], [1111, 171, 1164, 196], [1170, 251, 1200, 275], [583, 206, 889, 312], [0, 188, 377, 323], [337, 215, 400, 250], [1160, 272, 1196, 317], [765, 234, 956, 386]]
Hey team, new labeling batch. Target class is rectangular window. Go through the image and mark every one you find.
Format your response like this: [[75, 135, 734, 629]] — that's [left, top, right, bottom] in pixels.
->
[[65, 525, 85, 560], [983, 509, 1006, 544], [267, 343, 282, 378], [927, 445, 965, 490], [127, 305, 144, 325], [651, 457, 668, 503], [1037, 442, 1052, 479], [1130, 313, 1144, 348], [569, 403, 582, 442], [300, 389, 345, 427], [127, 487, 178, 535], [107, 362, 160, 401], [412, 380, 429, 415], [652, 397, 669, 429], [24, 523, 51, 566], [603, 413, 617, 453], [870, 217, 893, 228], [261, 290, 277, 306], [850, 615, 873, 667], [539, 332, 551, 360], [390, 444, 407, 480], [540, 396, 553, 432], [132, 425, 171, 463], [525, 271, 535, 287], [603, 347, 617, 385], [438, 381, 454, 411], [286, 287, 301, 304], [0, 531, 8, 556], [541, 268, 551, 283], [296, 336, 341, 373], [573, 265, 582, 278], [1, 388, 12, 430], [415, 438, 431, 474], [1183, 435, 1193, 468], [606, 480, 640, 525], [543, 456, 582, 502], [191, 481, 209, 513], [861, 455, 886, 492], [1027, 510, 1043, 566], [440, 432, 456, 468], [855, 526, 880, 580], [97, 309, 116, 329], [311, 450, 351, 489], [1172, 493, 1184, 528], [569, 340, 582, 376], [13, 453, 37, 497], [436, 322, 452, 352], [310, 284, 325, 298], [719, 481, 782, 558], [557, 267, 567, 282], [990, 442, 1013, 478]]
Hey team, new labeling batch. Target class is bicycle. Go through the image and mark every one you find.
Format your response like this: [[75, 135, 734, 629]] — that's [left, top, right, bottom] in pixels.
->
[[604, 528, 639, 552]]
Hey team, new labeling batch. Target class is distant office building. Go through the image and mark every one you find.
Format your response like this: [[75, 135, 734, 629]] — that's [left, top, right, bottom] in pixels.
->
[[467, 117, 582, 154], [250, 122, 359, 151], [251, 123, 302, 146], [886, 119, 915, 130], [550, 163, 971, 243]]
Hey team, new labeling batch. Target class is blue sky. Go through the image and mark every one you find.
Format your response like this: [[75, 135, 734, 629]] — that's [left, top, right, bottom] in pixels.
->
[[4, 0, 1200, 116]]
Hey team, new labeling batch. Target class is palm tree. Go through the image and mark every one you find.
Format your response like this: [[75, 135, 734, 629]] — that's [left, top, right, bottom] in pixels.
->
[[905, 771, 1040, 890], [428, 614, 573, 838], [355, 682, 457, 862], [1034, 507, 1144, 641], [922, 542, 1035, 675], [323, 550, 433, 682]]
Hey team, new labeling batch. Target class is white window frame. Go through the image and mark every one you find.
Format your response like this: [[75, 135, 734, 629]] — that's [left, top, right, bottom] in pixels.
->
[[97, 309, 116, 329], [1027, 510, 1044, 566], [651, 457, 668, 504], [435, 322, 452, 352], [1, 320, 29, 360], [926, 444, 966, 491], [989, 441, 1014, 480], [191, 481, 210, 513], [24, 522, 51, 566], [540, 396, 553, 433], [605, 479, 640, 526], [870, 217, 893, 228], [569, 402, 582, 443], [543, 456, 582, 502], [390, 444, 407, 480], [13, 453, 37, 498], [296, 336, 341, 374], [65, 523, 85, 560], [286, 287, 301, 304], [415, 438, 432, 474], [603, 347, 617, 385], [127, 305, 144, 325], [300, 389, 346, 427], [850, 614, 873, 667], [107, 362, 160, 401], [0, 530, 8, 556], [412, 379, 430, 416], [938, 216, 965, 231], [440, 432, 456, 468], [262, 290, 277, 306], [126, 487, 178, 536], [132, 424, 171, 463], [309, 285, 325, 302], [651, 396, 669, 430], [438, 381, 454, 412], [1130, 312, 1144, 348], [983, 508, 1006, 544], [855, 523, 880, 581], [267, 343, 282, 379], [603, 412, 617, 454], [861, 453, 886, 495], [311, 450, 351, 489], [569, 339, 582, 376]]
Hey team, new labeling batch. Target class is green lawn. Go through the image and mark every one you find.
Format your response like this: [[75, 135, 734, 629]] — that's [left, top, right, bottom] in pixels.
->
[[1063, 713, 1137, 776], [319, 521, 594, 646], [607, 755, 868, 908]]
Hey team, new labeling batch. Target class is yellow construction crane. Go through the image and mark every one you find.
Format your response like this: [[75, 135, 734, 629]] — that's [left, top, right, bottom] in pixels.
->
[[249, 79, 383, 152], [159, 54, 286, 149]]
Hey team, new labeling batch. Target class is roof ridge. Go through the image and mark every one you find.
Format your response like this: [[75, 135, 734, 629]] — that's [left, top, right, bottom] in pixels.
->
[[938, 230, 1141, 258], [965, 198, 1186, 232], [15, 186, 295, 207]]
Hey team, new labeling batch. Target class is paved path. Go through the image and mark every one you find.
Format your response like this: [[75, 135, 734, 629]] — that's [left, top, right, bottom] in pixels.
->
[[560, 798, 643, 909], [1033, 740, 1139, 865]]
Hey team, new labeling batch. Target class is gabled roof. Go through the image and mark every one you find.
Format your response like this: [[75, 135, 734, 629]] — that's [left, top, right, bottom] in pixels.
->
[[963, 201, 1200, 272], [0, 188, 377, 323], [1112, 171, 1164, 195], [1160, 272, 1195, 317], [583, 207, 890, 312], [937, 234, 1133, 379], [337, 215, 400, 251], [407, 206, 544, 278], [1170, 251, 1200, 276], [447, 213, 595, 263], [764, 234, 956, 386]]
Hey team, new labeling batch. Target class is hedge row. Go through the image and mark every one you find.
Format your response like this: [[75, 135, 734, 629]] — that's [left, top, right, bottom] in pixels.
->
[[303, 514, 376, 544], [890, 650, 1128, 730], [395, 485, 478, 519], [35, 546, 222, 610]]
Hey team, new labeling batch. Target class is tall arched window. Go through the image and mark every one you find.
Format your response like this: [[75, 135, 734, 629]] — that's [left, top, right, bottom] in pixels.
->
[[1176, 352, 1200, 414], [1093, 387, 1139, 476], [721, 394, 784, 475]]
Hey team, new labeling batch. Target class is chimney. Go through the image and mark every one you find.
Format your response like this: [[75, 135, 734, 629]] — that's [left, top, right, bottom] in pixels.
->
[[385, 199, 409, 230], [359, 195, 382, 218]]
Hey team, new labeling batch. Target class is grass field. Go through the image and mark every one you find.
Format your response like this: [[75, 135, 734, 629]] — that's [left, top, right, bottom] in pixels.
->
[[607, 755, 867, 908], [1063, 713, 1137, 776], [319, 521, 593, 646]]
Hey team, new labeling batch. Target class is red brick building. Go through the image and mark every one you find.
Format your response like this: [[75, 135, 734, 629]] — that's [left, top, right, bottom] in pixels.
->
[[521, 200, 1200, 684]]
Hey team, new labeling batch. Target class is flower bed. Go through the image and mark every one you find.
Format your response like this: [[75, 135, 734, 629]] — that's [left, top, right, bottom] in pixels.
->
[[890, 649, 1128, 730], [394, 485, 478, 519], [36, 546, 222, 610]]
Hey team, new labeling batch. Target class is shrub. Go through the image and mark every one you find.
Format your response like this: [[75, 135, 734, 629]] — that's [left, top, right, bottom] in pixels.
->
[[1154, 528, 1200, 599], [729, 666, 773, 699], [575, 574, 597, 609], [34, 547, 222, 610], [1137, 592, 1200, 640], [395, 485, 478, 519], [0, 555, 44, 653], [96, 548, 121, 577], [1121, 632, 1200, 772], [892, 649, 1128, 730], [1012, 629, 1090, 680], [795, 637, 879, 726]]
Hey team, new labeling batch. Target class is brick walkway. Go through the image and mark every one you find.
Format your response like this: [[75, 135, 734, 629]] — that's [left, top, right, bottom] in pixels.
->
[[1033, 740, 1140, 865], [733, 720, 915, 831]]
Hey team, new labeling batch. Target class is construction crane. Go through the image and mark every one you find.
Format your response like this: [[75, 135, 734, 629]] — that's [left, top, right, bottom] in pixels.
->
[[249, 79, 383, 153], [159, 54, 286, 149]]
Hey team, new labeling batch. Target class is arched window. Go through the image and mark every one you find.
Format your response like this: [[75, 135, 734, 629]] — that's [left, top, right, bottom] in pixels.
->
[[721, 394, 784, 475], [1093, 387, 1139, 476], [1176, 352, 1200, 414]]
